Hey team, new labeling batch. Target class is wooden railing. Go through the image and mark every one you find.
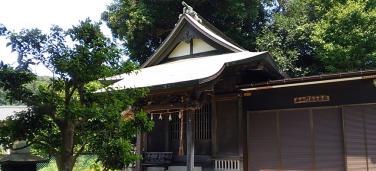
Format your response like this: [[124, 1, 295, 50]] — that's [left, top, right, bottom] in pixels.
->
[[143, 152, 173, 164], [214, 159, 241, 171]]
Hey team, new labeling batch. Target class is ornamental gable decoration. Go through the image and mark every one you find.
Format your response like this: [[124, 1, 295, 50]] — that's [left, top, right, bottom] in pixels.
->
[[141, 1, 245, 68]]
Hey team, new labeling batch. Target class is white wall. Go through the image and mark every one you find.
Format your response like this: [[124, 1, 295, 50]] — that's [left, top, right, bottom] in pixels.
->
[[168, 38, 216, 58]]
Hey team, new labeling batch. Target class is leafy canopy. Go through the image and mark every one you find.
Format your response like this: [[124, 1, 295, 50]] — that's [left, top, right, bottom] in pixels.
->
[[312, 0, 376, 72], [256, 0, 319, 76], [0, 19, 153, 171], [257, 0, 376, 75]]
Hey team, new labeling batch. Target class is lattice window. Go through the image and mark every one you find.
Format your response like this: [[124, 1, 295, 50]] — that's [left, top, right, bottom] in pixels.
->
[[169, 103, 212, 140], [194, 103, 211, 140], [170, 112, 181, 140]]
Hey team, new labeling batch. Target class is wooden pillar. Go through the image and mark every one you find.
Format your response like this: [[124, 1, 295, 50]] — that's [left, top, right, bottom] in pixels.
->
[[241, 99, 248, 171], [212, 95, 217, 157], [187, 110, 195, 171], [135, 133, 142, 171]]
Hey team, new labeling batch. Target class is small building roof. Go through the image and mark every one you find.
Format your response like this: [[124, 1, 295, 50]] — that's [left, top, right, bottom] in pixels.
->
[[240, 70, 376, 91], [0, 153, 46, 164], [0, 106, 27, 120], [99, 51, 284, 91]]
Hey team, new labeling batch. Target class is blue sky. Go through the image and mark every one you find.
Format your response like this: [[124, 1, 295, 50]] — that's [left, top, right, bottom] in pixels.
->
[[0, 0, 112, 76]]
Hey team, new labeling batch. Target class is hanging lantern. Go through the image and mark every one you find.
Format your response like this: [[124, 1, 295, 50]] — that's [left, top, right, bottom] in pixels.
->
[[150, 114, 153, 120], [169, 114, 172, 121], [159, 114, 162, 120]]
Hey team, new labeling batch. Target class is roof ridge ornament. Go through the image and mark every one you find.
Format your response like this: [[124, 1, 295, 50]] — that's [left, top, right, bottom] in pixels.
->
[[179, 1, 202, 23]]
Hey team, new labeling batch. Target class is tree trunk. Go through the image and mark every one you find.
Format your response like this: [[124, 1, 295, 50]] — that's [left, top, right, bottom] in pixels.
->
[[56, 154, 75, 171], [56, 121, 76, 171]]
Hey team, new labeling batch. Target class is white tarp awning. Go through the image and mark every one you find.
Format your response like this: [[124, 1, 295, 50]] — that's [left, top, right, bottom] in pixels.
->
[[99, 51, 268, 91]]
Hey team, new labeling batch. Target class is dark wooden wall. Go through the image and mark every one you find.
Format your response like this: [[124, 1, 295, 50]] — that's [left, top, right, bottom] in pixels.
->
[[247, 104, 376, 171], [147, 115, 169, 152], [214, 96, 241, 157], [244, 79, 376, 171], [247, 107, 345, 171]]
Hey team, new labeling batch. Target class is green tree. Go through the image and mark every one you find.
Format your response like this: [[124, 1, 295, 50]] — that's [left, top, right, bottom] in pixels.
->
[[0, 146, 5, 155], [257, 0, 376, 76], [0, 76, 50, 105], [102, 0, 271, 63], [256, 0, 323, 77], [312, 0, 376, 72], [0, 19, 153, 171]]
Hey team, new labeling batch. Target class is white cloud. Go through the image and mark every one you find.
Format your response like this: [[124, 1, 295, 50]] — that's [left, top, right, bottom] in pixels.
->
[[0, 0, 113, 76], [0, 0, 112, 31]]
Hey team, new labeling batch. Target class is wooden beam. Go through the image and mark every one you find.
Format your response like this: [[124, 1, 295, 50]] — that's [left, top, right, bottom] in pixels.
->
[[187, 110, 195, 171], [149, 87, 194, 96], [143, 102, 199, 113], [190, 38, 193, 55], [143, 89, 213, 113]]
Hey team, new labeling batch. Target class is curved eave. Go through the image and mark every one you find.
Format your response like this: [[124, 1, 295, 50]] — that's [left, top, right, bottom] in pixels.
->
[[97, 51, 285, 93], [198, 52, 285, 85]]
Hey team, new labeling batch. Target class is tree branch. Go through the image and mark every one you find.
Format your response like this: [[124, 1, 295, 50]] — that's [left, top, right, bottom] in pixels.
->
[[64, 80, 76, 106], [73, 143, 87, 162]]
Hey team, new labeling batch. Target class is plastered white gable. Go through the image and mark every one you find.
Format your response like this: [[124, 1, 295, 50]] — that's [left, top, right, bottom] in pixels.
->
[[168, 41, 190, 58], [192, 38, 216, 54], [168, 38, 216, 58]]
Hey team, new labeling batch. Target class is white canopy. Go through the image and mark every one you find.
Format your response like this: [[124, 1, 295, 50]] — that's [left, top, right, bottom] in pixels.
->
[[99, 51, 269, 91]]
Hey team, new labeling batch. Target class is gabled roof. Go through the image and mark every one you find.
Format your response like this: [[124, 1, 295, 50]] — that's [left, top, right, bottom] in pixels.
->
[[141, 12, 246, 68], [98, 51, 284, 91], [99, 3, 286, 92]]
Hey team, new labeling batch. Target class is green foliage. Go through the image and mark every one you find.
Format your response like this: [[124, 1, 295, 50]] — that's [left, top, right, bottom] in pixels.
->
[[0, 76, 50, 105], [312, 0, 376, 72], [7, 28, 47, 70], [256, 0, 322, 77], [256, 0, 376, 75], [0, 62, 36, 104], [102, 0, 271, 63], [0, 89, 13, 105], [38, 155, 103, 171], [0, 146, 5, 155], [0, 19, 153, 171]]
